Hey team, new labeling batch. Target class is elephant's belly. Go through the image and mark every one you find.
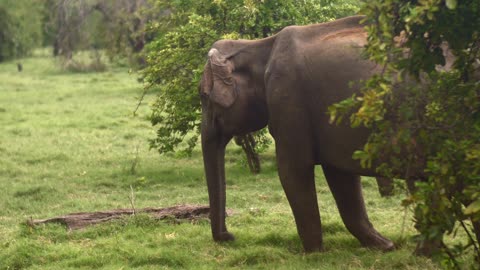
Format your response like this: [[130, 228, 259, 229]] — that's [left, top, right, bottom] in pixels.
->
[[313, 124, 377, 176]]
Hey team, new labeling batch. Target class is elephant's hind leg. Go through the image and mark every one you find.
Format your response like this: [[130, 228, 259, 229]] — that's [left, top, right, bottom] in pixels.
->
[[322, 165, 395, 251]]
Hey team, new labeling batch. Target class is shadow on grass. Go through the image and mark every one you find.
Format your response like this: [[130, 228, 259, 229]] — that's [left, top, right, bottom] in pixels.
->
[[14, 186, 59, 201]]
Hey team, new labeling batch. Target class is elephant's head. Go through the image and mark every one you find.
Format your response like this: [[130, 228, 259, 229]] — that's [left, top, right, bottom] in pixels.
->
[[200, 48, 268, 137], [199, 45, 269, 241]]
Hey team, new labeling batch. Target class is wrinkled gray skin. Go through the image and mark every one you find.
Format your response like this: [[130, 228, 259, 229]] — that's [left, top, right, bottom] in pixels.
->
[[199, 15, 478, 253]]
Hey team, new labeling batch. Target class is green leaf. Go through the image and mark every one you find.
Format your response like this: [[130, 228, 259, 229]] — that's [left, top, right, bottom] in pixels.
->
[[445, 0, 457, 9], [464, 199, 480, 215]]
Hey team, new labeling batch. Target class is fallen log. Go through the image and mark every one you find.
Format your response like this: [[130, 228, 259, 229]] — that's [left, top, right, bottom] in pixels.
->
[[28, 204, 220, 230]]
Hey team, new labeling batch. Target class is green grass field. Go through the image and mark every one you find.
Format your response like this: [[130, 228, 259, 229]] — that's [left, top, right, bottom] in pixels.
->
[[0, 51, 440, 269]]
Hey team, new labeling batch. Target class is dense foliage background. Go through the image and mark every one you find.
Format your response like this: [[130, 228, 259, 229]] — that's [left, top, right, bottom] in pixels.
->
[[329, 0, 480, 267], [0, 0, 151, 69]]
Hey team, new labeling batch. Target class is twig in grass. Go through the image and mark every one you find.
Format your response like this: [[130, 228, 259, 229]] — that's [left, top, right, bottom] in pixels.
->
[[129, 185, 136, 216], [400, 184, 411, 240], [130, 143, 140, 175], [401, 204, 408, 239]]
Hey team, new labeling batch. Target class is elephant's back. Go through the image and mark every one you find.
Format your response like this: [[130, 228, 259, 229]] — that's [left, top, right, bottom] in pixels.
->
[[283, 23, 380, 174], [266, 17, 381, 175]]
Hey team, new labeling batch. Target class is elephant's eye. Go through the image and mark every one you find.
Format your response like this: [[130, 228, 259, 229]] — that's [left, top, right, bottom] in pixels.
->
[[220, 76, 234, 86]]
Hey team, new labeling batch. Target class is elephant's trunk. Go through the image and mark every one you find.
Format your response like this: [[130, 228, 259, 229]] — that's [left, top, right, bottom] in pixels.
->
[[201, 117, 234, 242]]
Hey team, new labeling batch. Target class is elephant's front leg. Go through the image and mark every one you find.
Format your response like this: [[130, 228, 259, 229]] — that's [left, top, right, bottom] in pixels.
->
[[322, 165, 394, 251]]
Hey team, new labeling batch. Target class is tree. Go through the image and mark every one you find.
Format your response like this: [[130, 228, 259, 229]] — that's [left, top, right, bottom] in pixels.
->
[[43, 0, 96, 58], [94, 0, 151, 67], [0, 0, 43, 61], [142, 0, 360, 169], [329, 0, 480, 267], [41, 0, 152, 70]]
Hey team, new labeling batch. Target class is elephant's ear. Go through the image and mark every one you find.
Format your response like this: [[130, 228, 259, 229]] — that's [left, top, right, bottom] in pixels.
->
[[201, 48, 237, 108]]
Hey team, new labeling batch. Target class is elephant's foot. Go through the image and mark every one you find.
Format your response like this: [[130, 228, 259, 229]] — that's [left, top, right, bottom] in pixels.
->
[[359, 232, 395, 252], [213, 231, 235, 242], [303, 245, 324, 253], [302, 236, 324, 253]]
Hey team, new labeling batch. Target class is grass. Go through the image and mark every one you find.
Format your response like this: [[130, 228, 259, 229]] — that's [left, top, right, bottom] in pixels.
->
[[0, 50, 441, 269]]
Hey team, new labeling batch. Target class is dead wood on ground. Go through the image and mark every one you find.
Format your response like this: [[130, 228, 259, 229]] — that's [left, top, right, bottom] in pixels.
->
[[28, 204, 220, 230]]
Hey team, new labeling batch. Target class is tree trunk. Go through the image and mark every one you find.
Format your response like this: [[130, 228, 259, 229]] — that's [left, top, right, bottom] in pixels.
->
[[234, 134, 261, 174], [376, 177, 394, 197]]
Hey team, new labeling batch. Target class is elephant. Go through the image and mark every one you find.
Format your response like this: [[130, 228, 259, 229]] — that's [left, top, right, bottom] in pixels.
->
[[199, 15, 479, 253]]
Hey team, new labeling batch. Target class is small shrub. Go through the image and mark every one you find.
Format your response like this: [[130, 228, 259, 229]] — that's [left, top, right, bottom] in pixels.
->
[[59, 51, 107, 73]]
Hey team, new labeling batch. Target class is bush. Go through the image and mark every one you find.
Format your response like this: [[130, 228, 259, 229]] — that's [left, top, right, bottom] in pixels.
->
[[59, 51, 107, 73], [329, 1, 480, 266]]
